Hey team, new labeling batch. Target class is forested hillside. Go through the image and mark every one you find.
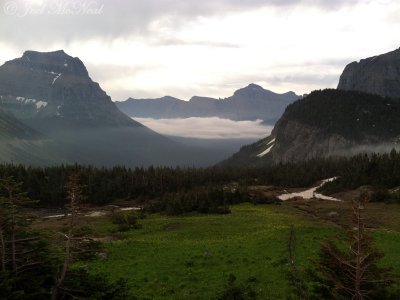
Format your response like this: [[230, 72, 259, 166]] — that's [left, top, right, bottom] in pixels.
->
[[3, 149, 400, 210]]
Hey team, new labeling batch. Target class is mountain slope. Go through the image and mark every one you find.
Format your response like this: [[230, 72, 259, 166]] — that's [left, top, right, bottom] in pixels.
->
[[116, 84, 299, 124], [222, 89, 400, 166], [0, 109, 65, 165], [338, 47, 400, 98], [0, 108, 41, 140]]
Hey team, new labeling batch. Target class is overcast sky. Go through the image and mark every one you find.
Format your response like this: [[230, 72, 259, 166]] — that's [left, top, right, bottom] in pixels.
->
[[1, 0, 399, 101]]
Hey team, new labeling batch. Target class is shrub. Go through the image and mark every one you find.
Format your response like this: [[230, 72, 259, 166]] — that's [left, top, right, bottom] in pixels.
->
[[112, 212, 143, 232], [216, 274, 257, 300]]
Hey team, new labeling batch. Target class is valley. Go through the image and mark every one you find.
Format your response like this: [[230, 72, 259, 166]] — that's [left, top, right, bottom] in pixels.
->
[[1, 4, 400, 298], [31, 196, 400, 299]]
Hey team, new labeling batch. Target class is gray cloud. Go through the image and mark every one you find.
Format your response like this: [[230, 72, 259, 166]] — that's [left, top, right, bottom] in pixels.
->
[[264, 73, 340, 87], [0, 0, 361, 49], [148, 37, 240, 48], [86, 63, 163, 82]]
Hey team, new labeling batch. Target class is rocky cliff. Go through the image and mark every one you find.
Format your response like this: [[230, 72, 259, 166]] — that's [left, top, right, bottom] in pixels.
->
[[223, 89, 400, 166], [337, 47, 400, 98]]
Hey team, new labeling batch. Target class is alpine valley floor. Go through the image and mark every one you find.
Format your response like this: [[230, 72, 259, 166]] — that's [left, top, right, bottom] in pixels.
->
[[33, 197, 400, 299]]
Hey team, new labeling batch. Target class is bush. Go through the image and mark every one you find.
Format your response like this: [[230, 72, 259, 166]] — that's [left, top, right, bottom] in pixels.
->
[[371, 189, 391, 202], [112, 212, 143, 232], [61, 267, 135, 299], [216, 274, 257, 300]]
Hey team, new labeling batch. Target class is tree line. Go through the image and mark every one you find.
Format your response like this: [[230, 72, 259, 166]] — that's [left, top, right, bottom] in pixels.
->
[[0, 158, 343, 208], [1, 149, 400, 210], [321, 150, 400, 203]]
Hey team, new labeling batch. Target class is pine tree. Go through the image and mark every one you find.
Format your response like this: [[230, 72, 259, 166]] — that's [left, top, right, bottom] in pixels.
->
[[0, 176, 39, 275], [0, 176, 53, 299]]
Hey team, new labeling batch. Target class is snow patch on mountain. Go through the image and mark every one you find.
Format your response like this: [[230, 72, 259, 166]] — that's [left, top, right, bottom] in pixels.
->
[[36, 101, 48, 109], [257, 138, 276, 157], [45, 71, 62, 84], [257, 144, 274, 157], [56, 104, 63, 116], [52, 73, 61, 84]]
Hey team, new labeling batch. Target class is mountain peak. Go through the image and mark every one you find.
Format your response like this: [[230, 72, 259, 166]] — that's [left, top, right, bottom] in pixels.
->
[[233, 83, 275, 98], [246, 83, 264, 90], [338, 47, 400, 98], [13, 49, 89, 77], [0, 50, 135, 127], [23, 49, 68, 57]]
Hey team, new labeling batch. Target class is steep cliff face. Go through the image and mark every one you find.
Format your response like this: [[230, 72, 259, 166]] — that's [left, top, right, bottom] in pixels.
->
[[223, 89, 400, 166], [338, 47, 400, 98], [0, 50, 135, 129], [266, 121, 350, 162]]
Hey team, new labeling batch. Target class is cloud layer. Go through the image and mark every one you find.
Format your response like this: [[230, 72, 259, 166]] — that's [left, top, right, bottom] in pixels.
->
[[1, 0, 399, 100], [1, 0, 362, 46], [134, 117, 273, 139]]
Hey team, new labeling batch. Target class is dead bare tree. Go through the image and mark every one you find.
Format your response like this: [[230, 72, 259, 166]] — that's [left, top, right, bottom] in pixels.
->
[[318, 194, 394, 300], [52, 172, 86, 300]]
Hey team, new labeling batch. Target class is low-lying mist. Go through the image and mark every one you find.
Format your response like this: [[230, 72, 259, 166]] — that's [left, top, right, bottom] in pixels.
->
[[133, 117, 273, 139]]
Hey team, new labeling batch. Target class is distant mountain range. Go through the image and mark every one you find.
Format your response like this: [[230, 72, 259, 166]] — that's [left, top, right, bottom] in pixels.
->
[[2, 47, 400, 168], [0, 50, 240, 167], [116, 84, 300, 124], [223, 47, 400, 166]]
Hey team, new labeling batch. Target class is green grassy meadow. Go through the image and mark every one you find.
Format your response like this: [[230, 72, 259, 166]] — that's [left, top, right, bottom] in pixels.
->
[[85, 202, 400, 299]]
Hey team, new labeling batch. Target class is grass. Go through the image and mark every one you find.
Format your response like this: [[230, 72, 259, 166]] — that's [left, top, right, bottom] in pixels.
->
[[35, 201, 400, 299], [88, 204, 337, 299]]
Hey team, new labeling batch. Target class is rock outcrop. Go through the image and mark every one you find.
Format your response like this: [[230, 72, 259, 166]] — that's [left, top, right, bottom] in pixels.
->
[[338, 47, 400, 98]]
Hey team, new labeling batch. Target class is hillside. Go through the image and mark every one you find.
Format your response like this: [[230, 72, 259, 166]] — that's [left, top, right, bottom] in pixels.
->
[[223, 89, 400, 166], [0, 109, 65, 165], [0, 108, 42, 140]]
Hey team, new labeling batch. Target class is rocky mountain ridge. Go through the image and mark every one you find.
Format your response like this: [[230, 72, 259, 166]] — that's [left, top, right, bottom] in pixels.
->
[[117, 84, 299, 124], [338, 47, 400, 98]]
